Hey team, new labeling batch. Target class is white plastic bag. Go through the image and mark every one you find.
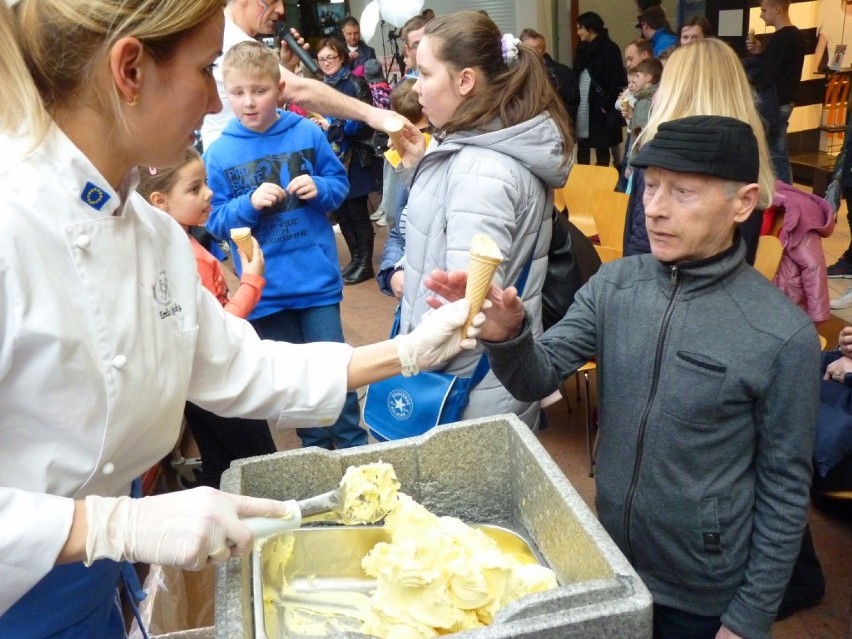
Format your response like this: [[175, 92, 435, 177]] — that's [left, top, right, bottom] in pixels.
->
[[128, 564, 216, 639]]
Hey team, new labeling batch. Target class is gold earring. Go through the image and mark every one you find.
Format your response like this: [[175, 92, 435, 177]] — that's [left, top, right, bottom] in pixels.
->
[[127, 94, 140, 106]]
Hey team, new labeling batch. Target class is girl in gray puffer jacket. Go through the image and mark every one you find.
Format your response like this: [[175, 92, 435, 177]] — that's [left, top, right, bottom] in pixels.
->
[[393, 11, 575, 428]]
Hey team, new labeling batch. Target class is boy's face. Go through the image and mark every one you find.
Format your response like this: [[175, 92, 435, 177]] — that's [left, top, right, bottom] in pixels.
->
[[224, 70, 281, 133], [759, 0, 781, 27], [627, 73, 639, 93], [632, 71, 653, 92]]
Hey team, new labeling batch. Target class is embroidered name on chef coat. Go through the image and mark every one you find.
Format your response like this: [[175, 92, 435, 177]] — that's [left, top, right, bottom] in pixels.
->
[[80, 181, 111, 211]]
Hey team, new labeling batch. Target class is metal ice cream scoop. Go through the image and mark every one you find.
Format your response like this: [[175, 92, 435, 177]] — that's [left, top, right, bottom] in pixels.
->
[[240, 487, 343, 539], [240, 462, 400, 540]]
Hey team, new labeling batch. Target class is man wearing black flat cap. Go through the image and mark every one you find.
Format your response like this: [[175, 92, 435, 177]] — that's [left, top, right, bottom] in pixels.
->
[[425, 115, 820, 639]]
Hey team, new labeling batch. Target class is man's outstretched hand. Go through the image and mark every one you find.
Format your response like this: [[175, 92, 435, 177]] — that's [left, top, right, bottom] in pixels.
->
[[425, 269, 525, 343]]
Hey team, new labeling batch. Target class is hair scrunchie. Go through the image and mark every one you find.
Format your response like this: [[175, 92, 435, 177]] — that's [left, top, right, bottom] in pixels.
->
[[501, 33, 521, 67]]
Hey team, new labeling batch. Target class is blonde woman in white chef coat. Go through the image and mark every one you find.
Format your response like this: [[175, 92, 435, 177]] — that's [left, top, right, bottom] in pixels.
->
[[0, 1, 475, 635]]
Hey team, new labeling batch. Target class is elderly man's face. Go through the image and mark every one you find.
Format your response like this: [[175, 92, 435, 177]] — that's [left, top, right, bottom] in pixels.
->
[[522, 36, 547, 57], [643, 167, 756, 263], [246, 0, 284, 35]]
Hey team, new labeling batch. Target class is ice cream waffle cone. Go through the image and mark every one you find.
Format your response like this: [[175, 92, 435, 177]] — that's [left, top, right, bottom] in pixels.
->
[[230, 227, 253, 261], [384, 115, 405, 150], [464, 235, 503, 334]]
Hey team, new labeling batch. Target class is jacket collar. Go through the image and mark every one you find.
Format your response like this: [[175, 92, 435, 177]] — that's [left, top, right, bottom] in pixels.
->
[[655, 233, 746, 295], [41, 124, 134, 218]]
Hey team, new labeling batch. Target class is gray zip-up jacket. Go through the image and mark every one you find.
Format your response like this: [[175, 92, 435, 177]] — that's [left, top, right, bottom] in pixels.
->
[[399, 113, 571, 427], [485, 240, 819, 638]]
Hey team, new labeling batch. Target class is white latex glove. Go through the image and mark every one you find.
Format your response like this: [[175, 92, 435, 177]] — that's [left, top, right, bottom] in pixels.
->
[[395, 298, 482, 373], [85, 487, 296, 569]]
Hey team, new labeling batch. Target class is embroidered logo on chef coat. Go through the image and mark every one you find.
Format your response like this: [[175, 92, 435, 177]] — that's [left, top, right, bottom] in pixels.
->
[[388, 389, 414, 420], [80, 181, 111, 211], [154, 271, 171, 306], [153, 270, 183, 319]]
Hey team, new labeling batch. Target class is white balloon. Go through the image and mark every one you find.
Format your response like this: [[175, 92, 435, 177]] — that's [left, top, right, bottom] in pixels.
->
[[359, 0, 381, 42], [377, 0, 424, 28]]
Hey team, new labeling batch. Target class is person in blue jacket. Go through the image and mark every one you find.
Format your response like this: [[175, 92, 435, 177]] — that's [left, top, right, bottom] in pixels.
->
[[638, 5, 678, 57], [204, 41, 367, 450]]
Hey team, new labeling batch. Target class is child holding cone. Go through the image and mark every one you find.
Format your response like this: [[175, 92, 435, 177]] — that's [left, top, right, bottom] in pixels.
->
[[138, 148, 277, 487], [388, 12, 574, 430], [204, 41, 367, 451]]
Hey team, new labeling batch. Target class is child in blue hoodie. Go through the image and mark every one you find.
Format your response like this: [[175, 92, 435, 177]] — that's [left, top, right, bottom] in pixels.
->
[[204, 41, 367, 450]]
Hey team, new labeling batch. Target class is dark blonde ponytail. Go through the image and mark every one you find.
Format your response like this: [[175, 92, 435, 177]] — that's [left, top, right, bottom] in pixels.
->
[[424, 11, 573, 166]]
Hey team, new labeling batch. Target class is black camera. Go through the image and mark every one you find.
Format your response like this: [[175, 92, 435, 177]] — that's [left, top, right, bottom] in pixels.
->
[[387, 29, 400, 41]]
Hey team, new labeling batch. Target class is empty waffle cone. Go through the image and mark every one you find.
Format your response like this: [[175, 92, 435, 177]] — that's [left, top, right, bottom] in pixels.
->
[[230, 227, 253, 261], [464, 235, 503, 334], [384, 114, 405, 150]]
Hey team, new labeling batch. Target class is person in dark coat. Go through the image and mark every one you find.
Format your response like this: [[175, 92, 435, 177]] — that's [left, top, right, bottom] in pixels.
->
[[573, 12, 627, 166], [340, 16, 376, 72], [314, 37, 378, 285], [520, 28, 579, 125]]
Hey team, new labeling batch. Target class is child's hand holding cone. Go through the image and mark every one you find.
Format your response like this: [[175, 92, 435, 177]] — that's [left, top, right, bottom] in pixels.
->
[[230, 227, 254, 261]]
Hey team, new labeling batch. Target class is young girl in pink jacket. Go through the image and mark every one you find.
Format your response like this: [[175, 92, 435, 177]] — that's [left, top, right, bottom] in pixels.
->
[[138, 148, 277, 487]]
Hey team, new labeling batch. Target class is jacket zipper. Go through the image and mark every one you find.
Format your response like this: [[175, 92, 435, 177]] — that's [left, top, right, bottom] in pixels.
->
[[623, 264, 683, 561]]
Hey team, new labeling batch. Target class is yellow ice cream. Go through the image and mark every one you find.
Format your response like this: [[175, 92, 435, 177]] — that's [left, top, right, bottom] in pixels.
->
[[470, 233, 502, 261], [265, 463, 556, 638], [337, 461, 400, 525], [229, 227, 253, 261], [360, 494, 557, 638]]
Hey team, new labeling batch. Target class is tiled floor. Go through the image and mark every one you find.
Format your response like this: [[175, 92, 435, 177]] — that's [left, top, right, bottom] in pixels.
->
[[293, 214, 851, 639]]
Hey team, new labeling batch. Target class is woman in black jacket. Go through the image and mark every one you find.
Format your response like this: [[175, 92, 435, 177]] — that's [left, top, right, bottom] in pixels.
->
[[573, 12, 627, 166]]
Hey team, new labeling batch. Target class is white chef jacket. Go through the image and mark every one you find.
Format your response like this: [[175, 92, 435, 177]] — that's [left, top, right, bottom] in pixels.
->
[[0, 126, 353, 614]]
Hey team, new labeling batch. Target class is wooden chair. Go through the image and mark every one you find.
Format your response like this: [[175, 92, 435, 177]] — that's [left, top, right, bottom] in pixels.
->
[[594, 246, 623, 263], [560, 360, 598, 477], [554, 164, 619, 239], [753, 235, 784, 280], [590, 190, 629, 256]]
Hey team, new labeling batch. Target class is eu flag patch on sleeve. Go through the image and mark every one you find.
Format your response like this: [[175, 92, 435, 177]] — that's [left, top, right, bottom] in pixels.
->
[[80, 181, 111, 211]]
